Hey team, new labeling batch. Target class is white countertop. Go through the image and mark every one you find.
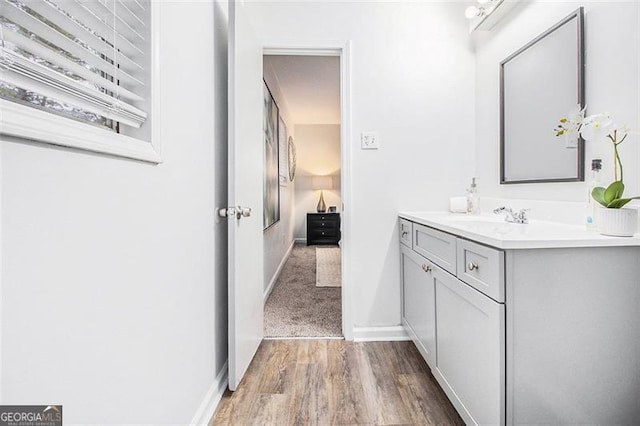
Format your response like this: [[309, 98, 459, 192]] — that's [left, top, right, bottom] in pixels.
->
[[399, 211, 640, 249]]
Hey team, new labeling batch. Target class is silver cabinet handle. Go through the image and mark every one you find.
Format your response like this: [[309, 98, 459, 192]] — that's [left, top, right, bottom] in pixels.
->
[[422, 264, 432, 273], [402, 230, 409, 237], [468, 262, 479, 271]]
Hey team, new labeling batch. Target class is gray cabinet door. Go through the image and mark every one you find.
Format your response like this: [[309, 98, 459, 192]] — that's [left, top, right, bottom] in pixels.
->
[[434, 269, 505, 426], [400, 245, 436, 367]]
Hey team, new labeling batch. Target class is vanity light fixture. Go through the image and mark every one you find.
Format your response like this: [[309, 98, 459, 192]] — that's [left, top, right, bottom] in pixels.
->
[[465, 5, 487, 19], [465, 0, 500, 20], [465, 0, 516, 33]]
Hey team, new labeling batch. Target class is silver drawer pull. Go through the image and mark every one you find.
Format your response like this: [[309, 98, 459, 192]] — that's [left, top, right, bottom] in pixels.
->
[[402, 231, 409, 237], [422, 264, 432, 273], [467, 262, 479, 271]]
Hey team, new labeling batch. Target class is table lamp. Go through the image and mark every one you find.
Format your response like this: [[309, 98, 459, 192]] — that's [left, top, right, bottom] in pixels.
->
[[311, 176, 333, 213]]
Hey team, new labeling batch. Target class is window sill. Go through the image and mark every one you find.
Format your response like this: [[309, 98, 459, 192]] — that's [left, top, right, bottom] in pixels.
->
[[0, 99, 162, 164], [0, 2, 162, 164]]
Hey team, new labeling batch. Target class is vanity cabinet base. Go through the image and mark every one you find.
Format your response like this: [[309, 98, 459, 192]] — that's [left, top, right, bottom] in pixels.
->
[[506, 247, 640, 424], [399, 216, 640, 425]]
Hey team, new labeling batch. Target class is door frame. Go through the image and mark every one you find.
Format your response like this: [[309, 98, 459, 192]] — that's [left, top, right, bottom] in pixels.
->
[[263, 41, 353, 340]]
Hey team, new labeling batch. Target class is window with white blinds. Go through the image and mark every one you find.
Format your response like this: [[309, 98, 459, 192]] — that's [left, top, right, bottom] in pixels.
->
[[0, 0, 159, 162]]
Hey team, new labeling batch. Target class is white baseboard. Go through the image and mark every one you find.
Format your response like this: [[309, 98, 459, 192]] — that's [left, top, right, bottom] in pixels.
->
[[294, 237, 306, 244], [265, 336, 345, 340], [352, 325, 410, 342], [189, 360, 228, 426], [264, 240, 295, 302]]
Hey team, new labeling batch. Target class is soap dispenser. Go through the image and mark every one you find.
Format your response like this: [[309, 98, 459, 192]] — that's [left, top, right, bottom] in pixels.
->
[[466, 177, 480, 215], [586, 159, 602, 230]]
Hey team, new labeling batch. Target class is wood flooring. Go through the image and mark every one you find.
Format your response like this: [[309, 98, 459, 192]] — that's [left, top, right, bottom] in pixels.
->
[[210, 339, 463, 426]]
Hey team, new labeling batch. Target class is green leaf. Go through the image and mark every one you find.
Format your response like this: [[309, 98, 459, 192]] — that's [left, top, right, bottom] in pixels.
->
[[604, 181, 625, 204], [591, 186, 607, 207], [606, 196, 640, 209]]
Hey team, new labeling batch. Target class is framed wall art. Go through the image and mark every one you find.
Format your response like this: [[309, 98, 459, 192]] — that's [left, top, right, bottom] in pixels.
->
[[263, 81, 280, 230], [278, 116, 288, 186]]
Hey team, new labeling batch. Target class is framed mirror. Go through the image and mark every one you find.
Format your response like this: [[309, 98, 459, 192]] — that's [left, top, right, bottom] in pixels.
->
[[500, 8, 585, 184]]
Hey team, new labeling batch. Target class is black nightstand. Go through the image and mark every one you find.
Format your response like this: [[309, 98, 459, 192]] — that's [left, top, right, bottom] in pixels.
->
[[306, 213, 341, 245]]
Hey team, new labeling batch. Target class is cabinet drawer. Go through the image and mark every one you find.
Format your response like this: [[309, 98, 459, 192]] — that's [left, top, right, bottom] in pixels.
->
[[313, 214, 336, 222], [310, 219, 339, 229], [413, 223, 456, 274], [310, 228, 338, 238], [399, 219, 413, 248], [456, 239, 505, 302]]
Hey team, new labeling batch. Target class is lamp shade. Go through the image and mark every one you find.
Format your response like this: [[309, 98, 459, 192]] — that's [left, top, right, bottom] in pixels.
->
[[311, 176, 333, 190]]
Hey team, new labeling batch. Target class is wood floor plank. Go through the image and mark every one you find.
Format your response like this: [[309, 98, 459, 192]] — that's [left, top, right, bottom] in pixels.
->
[[210, 339, 464, 426], [257, 339, 297, 394], [397, 373, 465, 425], [386, 340, 430, 375], [247, 393, 291, 426], [210, 341, 273, 426], [327, 340, 373, 425], [355, 342, 412, 425], [296, 339, 329, 366], [288, 362, 330, 425]]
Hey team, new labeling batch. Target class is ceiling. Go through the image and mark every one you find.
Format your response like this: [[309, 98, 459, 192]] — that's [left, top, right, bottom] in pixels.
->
[[263, 55, 340, 125]]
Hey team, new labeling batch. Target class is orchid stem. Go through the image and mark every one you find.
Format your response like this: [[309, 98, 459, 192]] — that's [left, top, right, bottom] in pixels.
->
[[614, 142, 623, 183]]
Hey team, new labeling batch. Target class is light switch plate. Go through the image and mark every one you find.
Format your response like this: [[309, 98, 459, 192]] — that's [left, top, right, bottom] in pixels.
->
[[565, 134, 578, 149], [361, 132, 379, 149]]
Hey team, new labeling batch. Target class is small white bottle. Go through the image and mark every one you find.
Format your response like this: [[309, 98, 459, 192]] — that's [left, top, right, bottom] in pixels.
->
[[466, 177, 480, 215], [586, 159, 602, 230]]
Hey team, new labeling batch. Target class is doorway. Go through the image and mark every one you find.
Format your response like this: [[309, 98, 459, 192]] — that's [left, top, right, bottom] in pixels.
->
[[262, 45, 352, 340]]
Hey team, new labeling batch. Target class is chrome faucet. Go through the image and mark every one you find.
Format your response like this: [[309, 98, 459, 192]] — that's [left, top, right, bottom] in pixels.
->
[[493, 207, 529, 224]]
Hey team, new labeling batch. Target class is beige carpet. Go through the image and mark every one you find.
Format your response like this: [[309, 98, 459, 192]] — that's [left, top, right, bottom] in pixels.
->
[[316, 247, 342, 287], [264, 244, 342, 338]]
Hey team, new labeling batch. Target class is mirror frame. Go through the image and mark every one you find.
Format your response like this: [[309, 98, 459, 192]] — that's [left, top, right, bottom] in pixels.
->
[[500, 8, 585, 184]]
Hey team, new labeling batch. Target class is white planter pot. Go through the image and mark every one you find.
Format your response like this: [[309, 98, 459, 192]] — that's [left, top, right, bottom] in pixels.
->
[[595, 207, 638, 237]]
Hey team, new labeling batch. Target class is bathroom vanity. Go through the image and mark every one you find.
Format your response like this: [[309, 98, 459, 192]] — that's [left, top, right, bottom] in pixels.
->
[[398, 212, 640, 426]]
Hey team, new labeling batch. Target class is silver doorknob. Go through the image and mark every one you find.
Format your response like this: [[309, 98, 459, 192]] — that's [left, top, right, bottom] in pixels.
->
[[218, 206, 236, 218], [219, 206, 252, 220], [468, 262, 479, 271]]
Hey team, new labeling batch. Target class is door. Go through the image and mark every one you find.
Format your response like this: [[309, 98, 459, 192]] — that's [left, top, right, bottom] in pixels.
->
[[433, 269, 505, 425], [400, 245, 436, 366], [227, 0, 264, 391]]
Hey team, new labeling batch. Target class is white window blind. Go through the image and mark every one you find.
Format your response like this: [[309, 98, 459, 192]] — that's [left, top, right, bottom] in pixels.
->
[[0, 0, 150, 130]]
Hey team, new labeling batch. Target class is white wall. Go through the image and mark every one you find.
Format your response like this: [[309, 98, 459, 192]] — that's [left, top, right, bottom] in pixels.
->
[[0, 1, 229, 423], [475, 1, 640, 203], [293, 124, 342, 239], [247, 1, 476, 328], [263, 59, 296, 292]]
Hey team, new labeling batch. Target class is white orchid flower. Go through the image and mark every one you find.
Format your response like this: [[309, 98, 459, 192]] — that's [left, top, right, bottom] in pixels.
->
[[555, 108, 632, 191], [580, 113, 614, 141], [568, 104, 586, 124]]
